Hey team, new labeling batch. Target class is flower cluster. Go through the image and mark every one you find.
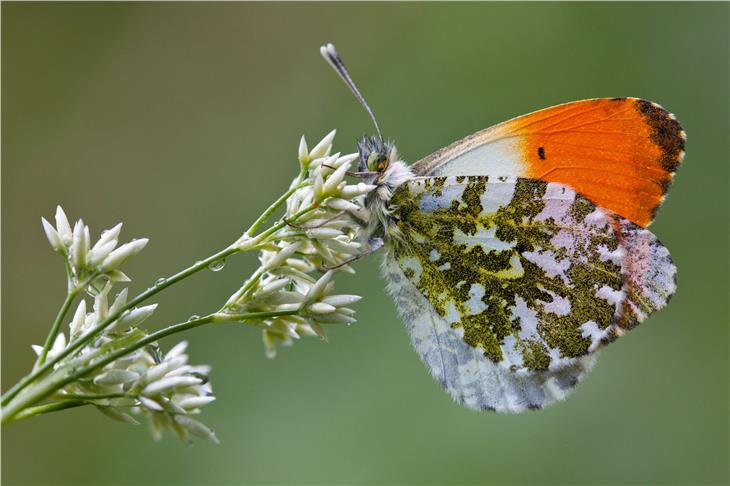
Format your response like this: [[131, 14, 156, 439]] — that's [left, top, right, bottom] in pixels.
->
[[15, 132, 370, 442], [41, 207, 147, 293], [222, 131, 373, 357], [32, 287, 217, 444], [35, 209, 216, 443]]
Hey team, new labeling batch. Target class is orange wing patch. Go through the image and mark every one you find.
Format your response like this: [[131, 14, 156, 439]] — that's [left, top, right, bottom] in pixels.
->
[[505, 98, 685, 227]]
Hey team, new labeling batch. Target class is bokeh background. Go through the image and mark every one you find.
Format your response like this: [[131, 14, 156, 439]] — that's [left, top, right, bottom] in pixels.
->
[[2, 3, 728, 485]]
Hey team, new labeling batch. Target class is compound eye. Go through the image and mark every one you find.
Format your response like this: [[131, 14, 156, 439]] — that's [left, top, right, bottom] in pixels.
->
[[366, 153, 381, 171]]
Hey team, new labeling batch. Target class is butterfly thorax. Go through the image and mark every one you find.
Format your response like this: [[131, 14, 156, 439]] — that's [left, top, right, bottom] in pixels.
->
[[357, 136, 415, 243]]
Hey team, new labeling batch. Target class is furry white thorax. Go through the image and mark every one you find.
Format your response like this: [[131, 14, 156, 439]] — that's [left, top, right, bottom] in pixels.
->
[[362, 147, 415, 243]]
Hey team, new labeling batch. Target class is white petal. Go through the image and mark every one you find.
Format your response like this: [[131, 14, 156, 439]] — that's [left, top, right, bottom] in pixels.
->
[[139, 396, 164, 411], [312, 172, 325, 201], [312, 312, 357, 324], [87, 240, 118, 267], [335, 153, 359, 167], [298, 135, 309, 163], [115, 304, 157, 330], [257, 278, 291, 296], [323, 161, 351, 195], [93, 223, 122, 251], [325, 197, 360, 212], [340, 183, 376, 199], [165, 341, 189, 360], [108, 288, 129, 316], [321, 294, 362, 307], [308, 129, 336, 159], [93, 369, 140, 385], [308, 302, 337, 314], [264, 241, 302, 270], [145, 362, 172, 383], [96, 406, 139, 425], [177, 396, 216, 410], [174, 415, 219, 444], [143, 376, 202, 395], [69, 299, 88, 336], [71, 220, 88, 269], [41, 218, 63, 252], [50, 333, 67, 356], [54, 206, 73, 246], [305, 271, 334, 301], [101, 238, 149, 271]]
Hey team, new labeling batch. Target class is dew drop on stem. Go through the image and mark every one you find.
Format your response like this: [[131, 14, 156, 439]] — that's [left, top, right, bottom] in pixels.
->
[[208, 259, 226, 272]]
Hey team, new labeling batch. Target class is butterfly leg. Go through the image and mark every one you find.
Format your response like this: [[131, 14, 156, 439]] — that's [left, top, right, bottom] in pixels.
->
[[321, 163, 378, 178], [323, 237, 384, 270], [283, 212, 346, 230]]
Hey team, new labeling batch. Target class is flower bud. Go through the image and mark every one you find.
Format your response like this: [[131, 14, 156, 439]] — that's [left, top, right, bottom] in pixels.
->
[[308, 129, 336, 159], [101, 238, 149, 271], [41, 218, 63, 252]]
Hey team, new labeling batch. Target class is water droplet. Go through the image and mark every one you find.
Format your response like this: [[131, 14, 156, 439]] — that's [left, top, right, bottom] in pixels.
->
[[155, 277, 166, 286], [208, 259, 226, 272], [188, 315, 201, 321]]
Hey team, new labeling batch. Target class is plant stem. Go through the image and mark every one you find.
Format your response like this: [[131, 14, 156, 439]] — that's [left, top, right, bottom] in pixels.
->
[[10, 400, 89, 422], [33, 290, 78, 369], [1, 310, 297, 424], [56, 392, 129, 401], [244, 173, 305, 238]]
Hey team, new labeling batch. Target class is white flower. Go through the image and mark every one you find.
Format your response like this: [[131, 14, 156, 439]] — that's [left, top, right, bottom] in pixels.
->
[[307, 129, 336, 160], [222, 132, 372, 358], [48, 334, 217, 444], [40, 206, 148, 294]]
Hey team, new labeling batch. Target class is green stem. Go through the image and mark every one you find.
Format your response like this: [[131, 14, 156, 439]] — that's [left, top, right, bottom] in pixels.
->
[[33, 290, 78, 370], [1, 310, 297, 424], [244, 171, 306, 237], [10, 400, 88, 422], [34, 272, 99, 370], [56, 393, 129, 401]]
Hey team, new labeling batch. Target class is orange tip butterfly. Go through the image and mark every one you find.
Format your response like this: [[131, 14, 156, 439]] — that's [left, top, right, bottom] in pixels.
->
[[320, 43, 684, 412]]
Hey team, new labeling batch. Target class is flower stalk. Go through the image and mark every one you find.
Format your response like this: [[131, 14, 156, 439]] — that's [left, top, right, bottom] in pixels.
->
[[1, 131, 373, 443]]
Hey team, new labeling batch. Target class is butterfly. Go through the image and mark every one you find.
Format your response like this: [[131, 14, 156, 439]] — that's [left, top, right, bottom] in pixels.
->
[[320, 43, 684, 412]]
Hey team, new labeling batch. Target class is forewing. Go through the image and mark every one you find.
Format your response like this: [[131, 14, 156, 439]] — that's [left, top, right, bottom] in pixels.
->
[[385, 176, 675, 410], [410, 98, 685, 227]]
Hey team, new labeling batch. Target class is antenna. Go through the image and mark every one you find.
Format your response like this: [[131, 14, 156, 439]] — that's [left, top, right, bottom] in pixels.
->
[[320, 43, 383, 144]]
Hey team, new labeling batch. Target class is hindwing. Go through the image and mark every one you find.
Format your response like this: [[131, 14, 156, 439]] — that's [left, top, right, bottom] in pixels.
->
[[383, 176, 675, 409]]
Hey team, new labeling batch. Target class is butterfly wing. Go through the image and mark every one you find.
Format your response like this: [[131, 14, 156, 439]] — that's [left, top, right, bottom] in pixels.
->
[[384, 176, 675, 411], [410, 98, 685, 227]]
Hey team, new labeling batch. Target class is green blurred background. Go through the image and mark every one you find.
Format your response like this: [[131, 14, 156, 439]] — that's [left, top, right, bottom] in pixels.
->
[[2, 2, 728, 485]]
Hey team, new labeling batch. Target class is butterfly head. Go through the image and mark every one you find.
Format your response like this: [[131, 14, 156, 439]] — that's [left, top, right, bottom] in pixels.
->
[[358, 135, 393, 173]]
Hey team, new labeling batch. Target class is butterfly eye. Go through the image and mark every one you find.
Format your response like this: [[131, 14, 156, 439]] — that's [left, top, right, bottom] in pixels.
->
[[367, 152, 386, 172], [367, 153, 389, 172]]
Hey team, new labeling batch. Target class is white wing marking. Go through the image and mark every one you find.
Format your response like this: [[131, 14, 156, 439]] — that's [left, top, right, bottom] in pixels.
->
[[383, 251, 597, 412]]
